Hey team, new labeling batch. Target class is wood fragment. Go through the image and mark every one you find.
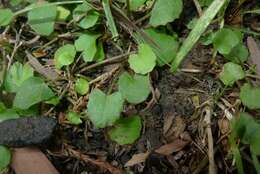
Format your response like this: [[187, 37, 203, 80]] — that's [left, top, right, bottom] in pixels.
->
[[11, 147, 59, 174]]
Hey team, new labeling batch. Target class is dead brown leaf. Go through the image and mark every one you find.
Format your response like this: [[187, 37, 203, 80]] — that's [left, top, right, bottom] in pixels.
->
[[155, 132, 191, 155], [11, 147, 59, 174], [247, 36, 260, 75], [32, 49, 47, 58], [218, 118, 230, 135], [165, 116, 186, 142], [163, 113, 175, 135], [124, 151, 150, 167], [26, 51, 58, 80]]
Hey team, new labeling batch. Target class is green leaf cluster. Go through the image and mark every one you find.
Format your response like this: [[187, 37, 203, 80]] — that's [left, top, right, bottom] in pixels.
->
[[73, 2, 100, 29], [213, 28, 248, 64], [230, 113, 260, 174]]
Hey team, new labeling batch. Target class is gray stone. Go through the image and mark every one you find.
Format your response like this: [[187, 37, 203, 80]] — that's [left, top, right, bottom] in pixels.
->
[[0, 117, 57, 147]]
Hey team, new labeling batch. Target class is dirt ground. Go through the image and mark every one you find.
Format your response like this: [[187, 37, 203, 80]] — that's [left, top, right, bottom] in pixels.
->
[[43, 45, 234, 174]]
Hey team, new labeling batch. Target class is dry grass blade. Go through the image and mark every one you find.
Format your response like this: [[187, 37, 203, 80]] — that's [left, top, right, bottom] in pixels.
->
[[171, 0, 227, 72], [26, 51, 58, 80]]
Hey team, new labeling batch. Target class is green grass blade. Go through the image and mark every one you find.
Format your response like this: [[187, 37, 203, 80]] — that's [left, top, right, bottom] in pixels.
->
[[102, 0, 119, 39], [171, 0, 227, 72]]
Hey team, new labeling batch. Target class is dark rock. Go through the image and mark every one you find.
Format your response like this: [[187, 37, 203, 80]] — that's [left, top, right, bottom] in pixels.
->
[[0, 116, 57, 147]]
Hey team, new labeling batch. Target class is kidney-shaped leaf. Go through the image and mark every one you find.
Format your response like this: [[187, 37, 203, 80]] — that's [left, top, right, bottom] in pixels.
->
[[79, 11, 99, 29], [13, 77, 55, 109], [128, 44, 156, 74], [0, 8, 14, 26], [149, 0, 183, 27], [4, 62, 34, 92], [108, 115, 142, 145], [28, 3, 57, 35], [145, 28, 179, 66], [75, 78, 89, 95], [0, 146, 11, 172], [75, 34, 99, 62], [213, 28, 240, 55], [240, 83, 260, 109], [73, 2, 92, 21], [223, 43, 248, 64], [219, 62, 245, 86], [54, 44, 76, 69], [87, 89, 124, 128], [118, 72, 150, 104]]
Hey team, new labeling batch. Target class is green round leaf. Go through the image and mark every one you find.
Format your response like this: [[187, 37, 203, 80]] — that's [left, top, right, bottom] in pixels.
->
[[75, 34, 99, 62], [28, 3, 57, 35], [118, 72, 150, 104], [67, 112, 82, 125], [223, 43, 249, 63], [108, 115, 142, 145], [240, 83, 260, 109], [213, 28, 240, 55], [73, 2, 92, 21], [87, 89, 124, 128], [149, 0, 183, 27], [4, 62, 34, 92], [0, 146, 11, 171], [13, 77, 55, 109], [75, 78, 89, 95], [128, 44, 156, 74], [45, 96, 60, 106], [57, 6, 71, 21], [219, 62, 245, 86], [0, 9, 14, 26], [145, 28, 179, 66], [79, 11, 99, 29], [54, 44, 76, 69], [0, 109, 19, 122], [130, 0, 147, 11]]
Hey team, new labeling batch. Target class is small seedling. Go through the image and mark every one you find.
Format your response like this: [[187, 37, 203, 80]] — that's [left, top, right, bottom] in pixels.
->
[[87, 89, 124, 128]]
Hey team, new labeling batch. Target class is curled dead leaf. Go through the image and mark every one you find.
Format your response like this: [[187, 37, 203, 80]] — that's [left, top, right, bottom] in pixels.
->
[[218, 118, 230, 135], [164, 116, 186, 142], [124, 151, 150, 167], [155, 132, 191, 155]]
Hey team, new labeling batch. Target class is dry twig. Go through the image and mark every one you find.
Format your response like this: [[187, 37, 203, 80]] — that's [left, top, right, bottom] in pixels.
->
[[204, 105, 216, 174]]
